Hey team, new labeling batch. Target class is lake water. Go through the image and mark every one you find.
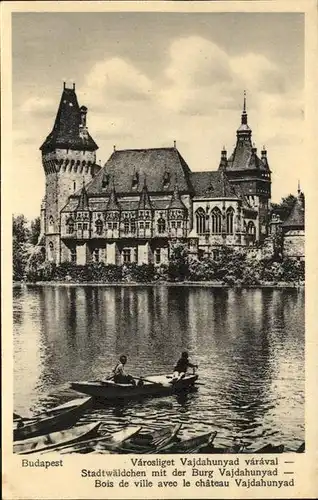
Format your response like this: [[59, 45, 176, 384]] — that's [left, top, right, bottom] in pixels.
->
[[13, 285, 304, 451]]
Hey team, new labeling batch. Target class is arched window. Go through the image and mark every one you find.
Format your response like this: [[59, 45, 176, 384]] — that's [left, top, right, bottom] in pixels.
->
[[226, 207, 234, 234], [247, 221, 256, 236], [49, 216, 54, 232], [48, 242, 54, 262], [211, 208, 222, 234], [157, 218, 166, 234], [95, 218, 103, 235], [195, 208, 206, 235]]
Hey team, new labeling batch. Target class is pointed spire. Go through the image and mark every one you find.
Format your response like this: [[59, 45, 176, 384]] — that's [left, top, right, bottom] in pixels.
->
[[241, 90, 248, 125], [106, 177, 120, 211], [40, 83, 98, 152], [169, 180, 186, 210], [236, 92, 252, 143], [138, 176, 152, 209], [297, 180, 301, 196], [77, 179, 89, 211]]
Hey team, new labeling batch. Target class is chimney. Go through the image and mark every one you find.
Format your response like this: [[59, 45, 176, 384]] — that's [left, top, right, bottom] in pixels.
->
[[80, 106, 87, 128], [73, 82, 76, 90], [173, 140, 176, 148], [113, 145, 116, 152]]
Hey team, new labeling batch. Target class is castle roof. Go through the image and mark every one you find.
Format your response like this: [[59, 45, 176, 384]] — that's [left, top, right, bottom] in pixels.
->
[[282, 193, 305, 229], [40, 85, 98, 152], [191, 170, 237, 198], [86, 147, 193, 195]]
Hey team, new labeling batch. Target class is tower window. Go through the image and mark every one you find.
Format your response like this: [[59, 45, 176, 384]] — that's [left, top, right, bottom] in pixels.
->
[[131, 220, 136, 233], [139, 221, 144, 229], [83, 223, 88, 231], [177, 221, 182, 229], [122, 248, 131, 263], [145, 221, 150, 230], [95, 219, 103, 235], [73, 181, 76, 192]]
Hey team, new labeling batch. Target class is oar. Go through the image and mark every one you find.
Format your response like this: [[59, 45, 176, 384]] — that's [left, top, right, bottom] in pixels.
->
[[42, 435, 112, 453], [131, 376, 163, 387]]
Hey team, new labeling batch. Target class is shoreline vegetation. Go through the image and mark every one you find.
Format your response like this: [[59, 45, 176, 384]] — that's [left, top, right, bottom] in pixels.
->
[[19, 245, 304, 289]]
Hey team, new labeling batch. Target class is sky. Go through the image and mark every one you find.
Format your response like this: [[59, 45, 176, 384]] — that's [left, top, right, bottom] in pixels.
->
[[12, 12, 304, 220]]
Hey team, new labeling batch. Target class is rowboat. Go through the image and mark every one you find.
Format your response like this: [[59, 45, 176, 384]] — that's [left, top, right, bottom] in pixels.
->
[[254, 444, 284, 453], [164, 430, 217, 453], [14, 397, 93, 441], [52, 426, 142, 454], [296, 442, 305, 453], [115, 424, 182, 454], [70, 373, 198, 401], [14, 421, 101, 454]]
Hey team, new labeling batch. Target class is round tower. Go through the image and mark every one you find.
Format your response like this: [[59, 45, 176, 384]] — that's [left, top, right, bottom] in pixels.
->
[[40, 83, 99, 263]]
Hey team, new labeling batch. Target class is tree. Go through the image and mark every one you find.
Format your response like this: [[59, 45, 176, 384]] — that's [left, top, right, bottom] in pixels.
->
[[29, 216, 41, 245], [270, 194, 297, 222], [13, 215, 30, 280], [168, 240, 189, 281]]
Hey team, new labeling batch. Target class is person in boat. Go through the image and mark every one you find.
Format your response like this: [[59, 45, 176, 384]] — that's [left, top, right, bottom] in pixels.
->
[[171, 351, 198, 382], [112, 355, 136, 386]]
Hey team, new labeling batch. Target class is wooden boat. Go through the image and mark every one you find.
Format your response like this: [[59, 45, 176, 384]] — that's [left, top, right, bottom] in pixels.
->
[[164, 430, 217, 454], [114, 424, 182, 454], [254, 444, 284, 453], [14, 397, 93, 441], [52, 426, 142, 454], [14, 422, 101, 454], [70, 373, 198, 401], [296, 442, 305, 453]]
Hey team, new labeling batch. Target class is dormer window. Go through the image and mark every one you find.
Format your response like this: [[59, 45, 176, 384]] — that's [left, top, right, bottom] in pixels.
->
[[132, 172, 139, 190], [163, 171, 170, 188], [102, 173, 110, 189]]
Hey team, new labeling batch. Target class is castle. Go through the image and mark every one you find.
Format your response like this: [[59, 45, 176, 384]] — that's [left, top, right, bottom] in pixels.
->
[[39, 84, 304, 265]]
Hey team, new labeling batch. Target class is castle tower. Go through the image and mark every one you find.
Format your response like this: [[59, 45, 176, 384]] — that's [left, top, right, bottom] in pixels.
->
[[221, 92, 271, 241], [40, 83, 99, 263]]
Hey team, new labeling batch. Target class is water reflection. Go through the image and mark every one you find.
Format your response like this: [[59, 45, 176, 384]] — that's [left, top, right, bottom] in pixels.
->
[[13, 285, 304, 449]]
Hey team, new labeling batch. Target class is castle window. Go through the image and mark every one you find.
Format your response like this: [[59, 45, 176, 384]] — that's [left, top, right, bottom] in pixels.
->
[[73, 181, 76, 192], [83, 223, 88, 231], [67, 217, 75, 234], [70, 247, 77, 264], [195, 208, 206, 235], [171, 221, 176, 228], [48, 242, 54, 261], [122, 248, 131, 264], [177, 221, 182, 229], [163, 171, 170, 188], [95, 219, 103, 235], [247, 221, 256, 236], [113, 222, 118, 230], [145, 211, 150, 219], [157, 218, 166, 234], [123, 219, 130, 234], [139, 221, 144, 229], [131, 220, 136, 233], [211, 208, 222, 234], [155, 248, 161, 264], [145, 221, 150, 230], [107, 222, 112, 230], [139, 211, 143, 218], [77, 223, 82, 230], [102, 173, 110, 189], [226, 208, 234, 234], [93, 248, 100, 263], [134, 248, 138, 262], [49, 216, 54, 232]]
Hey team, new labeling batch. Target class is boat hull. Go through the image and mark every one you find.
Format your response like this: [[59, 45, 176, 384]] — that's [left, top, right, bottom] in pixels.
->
[[70, 374, 198, 400], [14, 397, 93, 441], [14, 422, 101, 454]]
